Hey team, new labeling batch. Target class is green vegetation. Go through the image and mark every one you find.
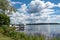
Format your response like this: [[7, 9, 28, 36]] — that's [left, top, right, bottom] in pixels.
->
[[0, 0, 45, 40], [0, 0, 16, 14], [0, 14, 10, 26], [0, 0, 45, 39], [0, 25, 45, 40], [53, 36, 60, 40], [0, 33, 13, 40], [0, 0, 60, 40]]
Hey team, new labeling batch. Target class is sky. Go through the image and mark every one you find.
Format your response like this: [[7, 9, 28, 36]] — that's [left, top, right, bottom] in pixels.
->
[[9, 0, 60, 24]]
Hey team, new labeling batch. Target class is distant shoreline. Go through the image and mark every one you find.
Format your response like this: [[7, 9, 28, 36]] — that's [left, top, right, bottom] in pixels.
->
[[26, 23, 60, 25]]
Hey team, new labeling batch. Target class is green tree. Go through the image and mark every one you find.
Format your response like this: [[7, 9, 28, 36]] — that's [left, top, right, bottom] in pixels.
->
[[0, 0, 16, 14], [0, 13, 10, 26]]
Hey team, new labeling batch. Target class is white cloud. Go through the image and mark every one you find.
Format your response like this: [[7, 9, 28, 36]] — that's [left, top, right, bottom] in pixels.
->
[[10, 0, 60, 24], [27, 0, 46, 13], [45, 2, 55, 8], [57, 3, 60, 7], [10, 11, 30, 24], [44, 15, 60, 23], [8, 0, 22, 6], [18, 4, 27, 13], [11, 2, 22, 5], [53, 3, 60, 8], [41, 9, 55, 15]]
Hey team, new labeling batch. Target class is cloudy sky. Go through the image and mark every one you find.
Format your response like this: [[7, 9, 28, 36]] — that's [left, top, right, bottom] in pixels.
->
[[9, 0, 60, 24]]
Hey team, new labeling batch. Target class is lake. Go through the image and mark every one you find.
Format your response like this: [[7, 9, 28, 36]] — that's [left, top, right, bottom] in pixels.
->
[[24, 25, 60, 36]]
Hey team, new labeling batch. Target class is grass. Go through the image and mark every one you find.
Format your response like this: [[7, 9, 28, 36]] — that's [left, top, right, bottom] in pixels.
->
[[0, 33, 13, 40]]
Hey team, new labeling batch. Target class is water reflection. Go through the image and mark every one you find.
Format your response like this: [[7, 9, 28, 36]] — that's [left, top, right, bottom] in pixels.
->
[[25, 25, 60, 35]]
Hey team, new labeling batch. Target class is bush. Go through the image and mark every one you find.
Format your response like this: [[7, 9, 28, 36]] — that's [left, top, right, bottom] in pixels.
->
[[0, 13, 10, 26], [0, 27, 4, 33], [1, 26, 20, 40]]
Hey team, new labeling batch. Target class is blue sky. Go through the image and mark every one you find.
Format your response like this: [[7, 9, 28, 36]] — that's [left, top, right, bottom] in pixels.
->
[[9, 0, 60, 24], [11, 0, 60, 8], [43, 0, 60, 4], [11, 0, 32, 9]]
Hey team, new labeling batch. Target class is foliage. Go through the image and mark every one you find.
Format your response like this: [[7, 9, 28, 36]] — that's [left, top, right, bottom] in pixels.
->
[[2, 26, 45, 40], [0, 0, 16, 13], [0, 33, 13, 40], [0, 0, 9, 11], [0, 25, 45, 40], [53, 36, 60, 40], [1, 26, 19, 40], [0, 27, 4, 33], [0, 13, 10, 26]]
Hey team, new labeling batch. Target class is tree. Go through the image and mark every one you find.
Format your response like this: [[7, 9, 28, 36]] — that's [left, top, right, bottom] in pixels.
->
[[0, 0, 16, 14], [0, 13, 10, 26], [0, 0, 16, 26]]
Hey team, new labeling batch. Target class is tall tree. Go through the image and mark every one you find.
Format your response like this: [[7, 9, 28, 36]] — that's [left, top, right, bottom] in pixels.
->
[[0, 0, 16, 14]]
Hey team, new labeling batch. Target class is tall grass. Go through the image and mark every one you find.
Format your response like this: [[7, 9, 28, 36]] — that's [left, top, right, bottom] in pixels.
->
[[0, 25, 46, 40]]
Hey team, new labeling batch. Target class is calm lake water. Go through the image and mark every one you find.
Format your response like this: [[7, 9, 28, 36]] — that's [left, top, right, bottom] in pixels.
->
[[24, 25, 60, 35]]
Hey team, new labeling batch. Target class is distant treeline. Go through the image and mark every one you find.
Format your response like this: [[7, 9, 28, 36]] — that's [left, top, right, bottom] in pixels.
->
[[26, 23, 60, 25]]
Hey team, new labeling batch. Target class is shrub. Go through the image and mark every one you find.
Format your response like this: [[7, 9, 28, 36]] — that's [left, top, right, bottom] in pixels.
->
[[0, 13, 10, 26], [0, 26, 19, 40], [0, 27, 4, 33]]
